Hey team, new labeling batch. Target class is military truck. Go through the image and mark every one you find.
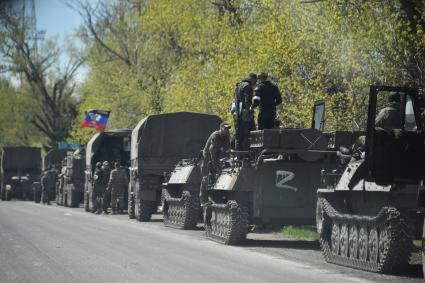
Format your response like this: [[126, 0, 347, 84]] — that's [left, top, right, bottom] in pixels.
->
[[316, 86, 425, 276], [84, 129, 131, 212], [1, 147, 41, 201], [130, 112, 221, 222], [38, 148, 73, 203], [61, 150, 85, 207]]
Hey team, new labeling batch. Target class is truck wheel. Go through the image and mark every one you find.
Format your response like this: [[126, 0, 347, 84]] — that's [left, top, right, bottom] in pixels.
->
[[5, 190, 11, 201], [34, 191, 41, 203], [128, 194, 135, 219], [69, 186, 79, 208], [136, 198, 155, 222], [84, 191, 89, 212]]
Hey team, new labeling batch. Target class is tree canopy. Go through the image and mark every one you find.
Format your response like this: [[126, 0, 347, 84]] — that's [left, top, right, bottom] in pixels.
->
[[2, 0, 425, 146]]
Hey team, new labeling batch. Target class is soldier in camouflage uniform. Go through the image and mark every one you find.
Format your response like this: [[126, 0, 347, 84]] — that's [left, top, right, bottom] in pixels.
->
[[199, 122, 231, 205], [92, 162, 104, 214], [101, 161, 111, 214], [57, 159, 67, 205], [375, 92, 403, 130], [232, 73, 257, 150], [107, 161, 129, 214], [41, 170, 53, 205], [252, 72, 282, 130]]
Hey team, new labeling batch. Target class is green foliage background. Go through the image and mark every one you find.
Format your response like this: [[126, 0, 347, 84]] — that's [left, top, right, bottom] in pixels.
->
[[2, 0, 425, 146]]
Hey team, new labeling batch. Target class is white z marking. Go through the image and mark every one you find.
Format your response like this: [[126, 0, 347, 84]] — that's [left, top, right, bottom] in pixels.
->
[[275, 170, 298, 192]]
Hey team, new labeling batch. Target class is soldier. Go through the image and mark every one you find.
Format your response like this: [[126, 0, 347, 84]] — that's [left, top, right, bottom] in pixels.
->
[[41, 171, 50, 205], [58, 159, 67, 205], [199, 122, 231, 205], [101, 161, 111, 214], [375, 92, 403, 130], [251, 72, 283, 130], [92, 162, 104, 214], [107, 161, 129, 214], [232, 73, 257, 150]]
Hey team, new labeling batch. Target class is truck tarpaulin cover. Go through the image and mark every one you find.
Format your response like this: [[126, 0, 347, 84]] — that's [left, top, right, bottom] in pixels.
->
[[131, 112, 221, 171]]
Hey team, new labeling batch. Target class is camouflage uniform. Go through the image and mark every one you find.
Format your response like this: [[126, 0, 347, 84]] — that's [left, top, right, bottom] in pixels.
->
[[93, 165, 104, 213], [107, 166, 129, 214], [375, 102, 403, 130], [233, 80, 255, 150], [41, 171, 51, 205], [199, 130, 230, 203], [101, 162, 111, 213], [58, 165, 66, 205], [253, 80, 282, 130]]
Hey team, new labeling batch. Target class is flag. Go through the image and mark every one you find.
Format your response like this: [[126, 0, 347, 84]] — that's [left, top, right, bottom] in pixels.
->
[[80, 109, 110, 132]]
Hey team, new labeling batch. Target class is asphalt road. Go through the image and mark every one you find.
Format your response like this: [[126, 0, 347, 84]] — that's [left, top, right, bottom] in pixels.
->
[[0, 202, 422, 283]]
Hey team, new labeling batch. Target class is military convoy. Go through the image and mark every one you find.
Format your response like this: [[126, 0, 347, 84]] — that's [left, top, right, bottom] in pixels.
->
[[84, 129, 131, 212], [130, 112, 221, 221], [2, 94, 423, 278], [1, 147, 41, 201], [316, 86, 425, 274]]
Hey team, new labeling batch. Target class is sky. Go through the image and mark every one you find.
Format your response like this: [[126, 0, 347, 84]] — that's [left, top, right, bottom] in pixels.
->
[[34, 0, 87, 82], [36, 0, 82, 42]]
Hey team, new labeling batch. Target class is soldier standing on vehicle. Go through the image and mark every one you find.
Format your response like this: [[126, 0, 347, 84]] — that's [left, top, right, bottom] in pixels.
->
[[92, 162, 104, 214], [251, 72, 283, 130], [101, 161, 111, 214], [232, 73, 257, 150], [375, 92, 403, 130], [199, 122, 231, 205], [107, 161, 129, 214]]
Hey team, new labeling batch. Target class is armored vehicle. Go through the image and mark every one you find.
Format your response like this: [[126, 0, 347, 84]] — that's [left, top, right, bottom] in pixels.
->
[[200, 102, 364, 245], [1, 147, 41, 201], [130, 112, 221, 222], [38, 148, 73, 203], [62, 150, 85, 207], [162, 158, 203, 229], [84, 129, 131, 212], [316, 86, 425, 276]]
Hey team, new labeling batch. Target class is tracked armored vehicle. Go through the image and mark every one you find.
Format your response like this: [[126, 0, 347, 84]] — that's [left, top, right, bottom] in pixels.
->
[[1, 147, 41, 201], [316, 86, 425, 275], [201, 102, 363, 245], [130, 112, 221, 222], [162, 158, 203, 229], [62, 150, 85, 207], [84, 129, 131, 212]]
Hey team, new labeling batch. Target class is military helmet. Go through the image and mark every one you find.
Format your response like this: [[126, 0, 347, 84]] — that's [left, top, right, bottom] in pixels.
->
[[102, 161, 109, 166]]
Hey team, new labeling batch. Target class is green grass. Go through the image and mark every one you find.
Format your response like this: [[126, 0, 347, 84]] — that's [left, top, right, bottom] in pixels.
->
[[281, 225, 319, 241]]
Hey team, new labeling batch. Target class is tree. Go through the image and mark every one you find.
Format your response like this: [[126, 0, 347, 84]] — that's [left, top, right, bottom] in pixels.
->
[[0, 6, 83, 150]]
